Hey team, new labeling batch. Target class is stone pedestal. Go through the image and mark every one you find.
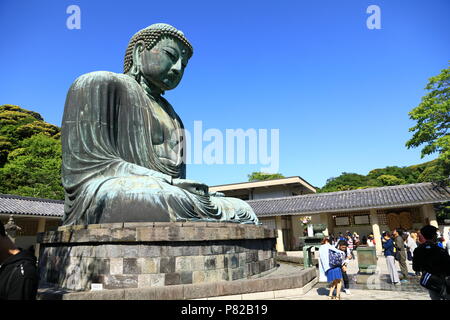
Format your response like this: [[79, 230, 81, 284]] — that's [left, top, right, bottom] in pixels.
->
[[356, 246, 377, 274], [37, 222, 277, 291]]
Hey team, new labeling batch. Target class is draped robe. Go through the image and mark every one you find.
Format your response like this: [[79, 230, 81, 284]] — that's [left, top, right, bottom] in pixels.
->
[[61, 71, 259, 225]]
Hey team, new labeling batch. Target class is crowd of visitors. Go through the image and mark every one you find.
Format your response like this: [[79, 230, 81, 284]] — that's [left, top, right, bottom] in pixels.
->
[[319, 226, 450, 301]]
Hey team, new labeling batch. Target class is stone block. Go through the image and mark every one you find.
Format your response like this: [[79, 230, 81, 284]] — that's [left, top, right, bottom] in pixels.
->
[[103, 275, 138, 289], [180, 271, 193, 284], [231, 268, 245, 281], [204, 256, 216, 270], [183, 283, 219, 300], [229, 254, 239, 268], [215, 255, 224, 269], [86, 224, 103, 230], [110, 258, 123, 275], [124, 287, 157, 300], [88, 228, 111, 242], [178, 227, 196, 241], [167, 226, 180, 241], [122, 245, 139, 258], [139, 244, 161, 257], [161, 245, 183, 256], [165, 273, 181, 285], [137, 274, 165, 287], [181, 245, 201, 256], [217, 279, 247, 296], [153, 285, 184, 300], [192, 271, 206, 284], [71, 229, 90, 242], [65, 289, 126, 300], [111, 228, 136, 242], [92, 258, 110, 275], [139, 257, 159, 274], [136, 227, 154, 241], [160, 257, 175, 273], [105, 244, 124, 258], [93, 245, 107, 258], [205, 269, 222, 282], [123, 258, 140, 274], [191, 256, 205, 271], [175, 256, 193, 272], [123, 222, 154, 228]]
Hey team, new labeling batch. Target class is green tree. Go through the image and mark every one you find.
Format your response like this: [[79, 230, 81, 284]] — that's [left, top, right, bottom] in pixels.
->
[[0, 134, 63, 199], [376, 174, 406, 186], [248, 172, 285, 182], [319, 172, 377, 193], [0, 104, 60, 167], [406, 65, 450, 178]]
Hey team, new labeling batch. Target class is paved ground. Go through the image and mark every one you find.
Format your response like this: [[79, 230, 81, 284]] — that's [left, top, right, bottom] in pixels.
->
[[271, 251, 431, 300]]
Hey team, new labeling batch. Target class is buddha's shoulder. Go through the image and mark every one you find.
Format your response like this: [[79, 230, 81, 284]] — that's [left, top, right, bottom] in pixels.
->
[[70, 71, 139, 91]]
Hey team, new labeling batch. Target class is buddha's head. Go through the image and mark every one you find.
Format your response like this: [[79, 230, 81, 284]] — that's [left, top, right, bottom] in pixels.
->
[[124, 23, 193, 93]]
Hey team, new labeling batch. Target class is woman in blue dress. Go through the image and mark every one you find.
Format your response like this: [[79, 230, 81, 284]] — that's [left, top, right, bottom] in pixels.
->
[[319, 236, 344, 299]]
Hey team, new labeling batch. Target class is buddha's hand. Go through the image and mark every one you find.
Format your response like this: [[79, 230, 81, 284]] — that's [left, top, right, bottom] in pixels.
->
[[172, 178, 209, 196], [209, 191, 225, 197]]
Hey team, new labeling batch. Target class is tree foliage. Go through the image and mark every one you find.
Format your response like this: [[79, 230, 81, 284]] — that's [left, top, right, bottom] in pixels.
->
[[406, 65, 450, 176], [248, 172, 285, 182], [0, 105, 63, 199], [318, 160, 447, 193]]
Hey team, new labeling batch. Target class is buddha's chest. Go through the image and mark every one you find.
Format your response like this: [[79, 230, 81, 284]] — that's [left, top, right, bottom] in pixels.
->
[[147, 100, 180, 147]]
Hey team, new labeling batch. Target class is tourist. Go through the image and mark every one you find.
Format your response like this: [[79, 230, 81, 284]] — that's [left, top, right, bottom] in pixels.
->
[[0, 223, 39, 300], [337, 240, 352, 295], [413, 225, 450, 300], [382, 231, 400, 285], [367, 234, 375, 247], [416, 229, 426, 244], [319, 237, 344, 299], [393, 228, 409, 283], [346, 234, 355, 259], [318, 237, 332, 282], [360, 235, 368, 246]]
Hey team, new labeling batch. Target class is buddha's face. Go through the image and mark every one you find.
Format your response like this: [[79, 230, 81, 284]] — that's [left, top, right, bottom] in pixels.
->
[[138, 36, 189, 91]]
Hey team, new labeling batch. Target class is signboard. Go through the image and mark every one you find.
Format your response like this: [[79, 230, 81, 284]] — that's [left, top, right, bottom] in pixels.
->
[[335, 216, 350, 226], [354, 215, 370, 225]]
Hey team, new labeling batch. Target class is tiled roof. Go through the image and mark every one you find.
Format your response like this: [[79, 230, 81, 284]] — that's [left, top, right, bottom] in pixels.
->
[[0, 194, 64, 218], [247, 182, 450, 217]]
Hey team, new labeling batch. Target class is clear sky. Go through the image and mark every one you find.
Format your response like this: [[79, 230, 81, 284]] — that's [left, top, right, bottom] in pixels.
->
[[1, 0, 449, 188]]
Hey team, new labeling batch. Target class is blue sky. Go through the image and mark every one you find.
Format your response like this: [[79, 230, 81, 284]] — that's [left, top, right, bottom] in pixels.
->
[[1, 0, 449, 188]]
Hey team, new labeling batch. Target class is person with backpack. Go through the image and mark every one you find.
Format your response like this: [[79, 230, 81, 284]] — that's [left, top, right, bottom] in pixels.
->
[[319, 237, 344, 300], [0, 222, 39, 300], [413, 225, 450, 300]]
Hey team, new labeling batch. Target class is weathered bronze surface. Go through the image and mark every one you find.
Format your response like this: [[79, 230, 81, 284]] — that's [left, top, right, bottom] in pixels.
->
[[61, 23, 259, 225]]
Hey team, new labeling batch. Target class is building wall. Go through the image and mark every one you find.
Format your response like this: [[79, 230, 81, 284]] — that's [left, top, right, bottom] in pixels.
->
[[253, 189, 292, 200]]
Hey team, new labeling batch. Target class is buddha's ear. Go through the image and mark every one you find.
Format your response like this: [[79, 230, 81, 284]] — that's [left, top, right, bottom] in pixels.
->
[[132, 40, 145, 69]]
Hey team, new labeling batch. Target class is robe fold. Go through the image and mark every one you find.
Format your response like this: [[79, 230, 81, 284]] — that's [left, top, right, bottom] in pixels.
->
[[61, 71, 259, 225]]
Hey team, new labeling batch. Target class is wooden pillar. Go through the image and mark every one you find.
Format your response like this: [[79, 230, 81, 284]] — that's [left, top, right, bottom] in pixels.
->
[[422, 204, 438, 228], [291, 215, 302, 249], [370, 209, 382, 255], [35, 218, 46, 258], [319, 213, 330, 236], [275, 216, 285, 252]]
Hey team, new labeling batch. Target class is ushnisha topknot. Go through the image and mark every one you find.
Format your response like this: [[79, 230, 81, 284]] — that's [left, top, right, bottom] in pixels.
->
[[123, 23, 193, 74]]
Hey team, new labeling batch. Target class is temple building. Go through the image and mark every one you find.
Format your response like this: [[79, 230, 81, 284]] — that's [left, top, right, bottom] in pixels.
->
[[211, 178, 450, 255]]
